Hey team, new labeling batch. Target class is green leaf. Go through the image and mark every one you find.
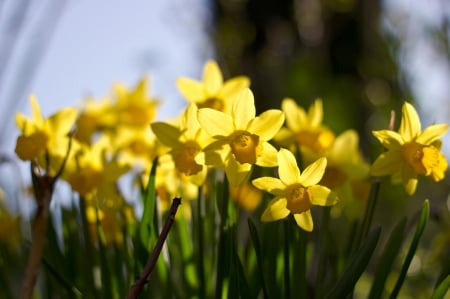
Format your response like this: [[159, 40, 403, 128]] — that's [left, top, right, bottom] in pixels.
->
[[431, 275, 450, 299], [248, 218, 270, 299], [326, 226, 381, 298], [139, 157, 158, 249], [389, 199, 429, 299], [369, 218, 407, 299]]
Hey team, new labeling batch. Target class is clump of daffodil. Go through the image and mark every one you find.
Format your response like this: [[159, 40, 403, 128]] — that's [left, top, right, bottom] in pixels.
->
[[112, 77, 159, 129], [252, 148, 338, 231], [176, 60, 250, 113], [151, 103, 212, 185], [198, 88, 284, 186], [370, 102, 449, 195], [274, 98, 335, 154], [63, 137, 130, 206], [303, 130, 370, 219], [15, 95, 77, 174]]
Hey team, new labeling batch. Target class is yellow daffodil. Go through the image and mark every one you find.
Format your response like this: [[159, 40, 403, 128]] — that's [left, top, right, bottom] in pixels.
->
[[303, 130, 370, 219], [112, 77, 159, 129], [252, 148, 338, 231], [274, 98, 335, 154], [198, 88, 284, 186], [15, 95, 77, 174], [370, 102, 449, 195], [230, 182, 263, 212], [151, 103, 212, 185], [0, 202, 21, 252], [176, 60, 250, 113]]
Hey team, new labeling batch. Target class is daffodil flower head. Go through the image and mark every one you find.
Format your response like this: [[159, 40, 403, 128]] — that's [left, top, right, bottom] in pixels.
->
[[176, 60, 250, 113], [14, 95, 77, 173], [252, 148, 338, 231], [275, 98, 335, 154], [370, 102, 449, 195], [198, 88, 285, 186]]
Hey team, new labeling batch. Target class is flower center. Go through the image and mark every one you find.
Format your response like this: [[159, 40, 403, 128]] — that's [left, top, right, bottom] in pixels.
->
[[174, 140, 202, 175], [286, 184, 312, 214], [320, 165, 348, 189], [402, 142, 446, 179], [296, 128, 335, 153], [198, 97, 224, 111], [15, 131, 49, 160], [229, 131, 262, 164]]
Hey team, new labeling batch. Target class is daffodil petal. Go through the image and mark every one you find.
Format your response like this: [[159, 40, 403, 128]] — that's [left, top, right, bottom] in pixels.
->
[[176, 78, 205, 102], [401, 163, 418, 195], [370, 150, 403, 176], [309, 185, 338, 206], [255, 142, 278, 167], [299, 157, 327, 187], [232, 89, 255, 129], [252, 177, 285, 195], [399, 102, 421, 141], [249, 110, 285, 140], [278, 148, 301, 185], [372, 130, 404, 149], [225, 156, 252, 186], [197, 108, 234, 136], [261, 197, 290, 222], [47, 108, 78, 136], [273, 128, 295, 148], [29, 95, 44, 124], [416, 123, 449, 145], [293, 210, 314, 231], [203, 60, 223, 95], [308, 99, 323, 127], [219, 76, 250, 100], [151, 122, 182, 147], [282, 98, 306, 132]]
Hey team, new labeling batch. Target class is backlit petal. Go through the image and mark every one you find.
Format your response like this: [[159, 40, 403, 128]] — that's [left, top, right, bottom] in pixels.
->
[[261, 197, 290, 222], [232, 89, 255, 129], [29, 95, 44, 124], [47, 108, 78, 136], [308, 185, 338, 206], [399, 102, 421, 141], [299, 157, 327, 187], [249, 110, 285, 140], [308, 99, 323, 128], [372, 130, 404, 149], [151, 122, 182, 147], [370, 150, 403, 176], [176, 78, 205, 102], [416, 123, 449, 145], [219, 76, 250, 100], [203, 60, 223, 95], [278, 148, 301, 185], [225, 156, 252, 186], [282, 98, 306, 131], [198, 108, 234, 136], [255, 142, 278, 167], [293, 210, 314, 231], [252, 177, 285, 195]]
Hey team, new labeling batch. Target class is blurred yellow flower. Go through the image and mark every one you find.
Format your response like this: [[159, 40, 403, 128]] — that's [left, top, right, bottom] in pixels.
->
[[252, 148, 338, 231], [230, 182, 263, 212], [370, 102, 449, 195], [0, 201, 21, 252], [15, 95, 77, 172], [112, 77, 159, 128], [275, 98, 335, 154], [151, 103, 212, 185], [176, 60, 250, 113], [198, 88, 284, 186]]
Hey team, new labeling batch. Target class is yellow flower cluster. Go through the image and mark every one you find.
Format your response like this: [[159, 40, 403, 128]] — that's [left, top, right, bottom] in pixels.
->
[[14, 60, 449, 233]]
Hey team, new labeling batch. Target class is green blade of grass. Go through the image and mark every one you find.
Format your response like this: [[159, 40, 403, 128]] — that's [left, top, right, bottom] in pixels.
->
[[368, 217, 407, 299], [431, 275, 450, 299], [326, 226, 381, 298], [248, 218, 270, 299], [389, 199, 429, 299], [139, 158, 158, 249]]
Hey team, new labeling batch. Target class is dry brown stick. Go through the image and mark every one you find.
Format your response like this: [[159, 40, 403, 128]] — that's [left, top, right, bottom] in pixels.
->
[[126, 197, 181, 299]]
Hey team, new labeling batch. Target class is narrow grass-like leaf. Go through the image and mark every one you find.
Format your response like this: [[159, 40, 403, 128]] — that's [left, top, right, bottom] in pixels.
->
[[42, 258, 82, 298], [431, 275, 450, 299], [369, 217, 407, 299], [389, 199, 429, 299], [326, 226, 381, 298], [248, 218, 270, 299], [139, 158, 158, 248]]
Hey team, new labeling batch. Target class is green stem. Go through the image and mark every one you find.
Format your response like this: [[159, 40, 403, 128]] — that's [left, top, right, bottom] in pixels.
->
[[197, 187, 206, 299], [284, 220, 291, 299], [316, 206, 330, 298]]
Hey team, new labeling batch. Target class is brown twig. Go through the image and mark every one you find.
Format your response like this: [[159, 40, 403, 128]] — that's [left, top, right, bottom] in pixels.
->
[[126, 197, 181, 299]]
